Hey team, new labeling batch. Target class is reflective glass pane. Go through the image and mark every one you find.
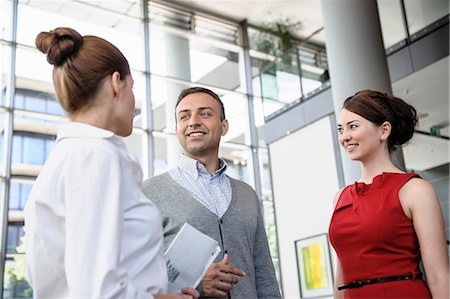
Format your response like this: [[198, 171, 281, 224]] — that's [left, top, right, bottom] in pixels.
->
[[248, 26, 304, 118], [377, 0, 407, 48], [131, 70, 146, 124], [258, 148, 280, 283], [1, 45, 12, 107], [149, 28, 242, 91], [150, 77, 191, 134], [6, 224, 25, 254], [250, 53, 302, 103], [301, 77, 322, 97], [16, 46, 53, 90], [0, 0, 13, 42], [14, 89, 64, 116], [9, 179, 33, 210], [221, 93, 249, 145], [0, 111, 6, 174], [11, 111, 59, 176], [189, 39, 241, 91], [123, 128, 146, 170], [3, 224, 32, 299], [248, 27, 302, 99], [12, 132, 54, 164], [219, 144, 251, 185], [17, 0, 144, 71], [298, 47, 325, 96], [252, 96, 267, 146], [153, 132, 178, 175], [405, 0, 449, 35]]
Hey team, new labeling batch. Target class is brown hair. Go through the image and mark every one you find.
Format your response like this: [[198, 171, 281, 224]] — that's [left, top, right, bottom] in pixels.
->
[[176, 87, 226, 121], [343, 89, 418, 152], [35, 27, 130, 113]]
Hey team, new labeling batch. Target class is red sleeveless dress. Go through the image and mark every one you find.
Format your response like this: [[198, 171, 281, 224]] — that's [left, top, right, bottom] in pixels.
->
[[329, 172, 431, 298]]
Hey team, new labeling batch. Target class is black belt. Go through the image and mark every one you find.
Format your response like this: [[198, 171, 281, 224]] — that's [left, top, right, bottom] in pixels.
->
[[338, 273, 419, 290]]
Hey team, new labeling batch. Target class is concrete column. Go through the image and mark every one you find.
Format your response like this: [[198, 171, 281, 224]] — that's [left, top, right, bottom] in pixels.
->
[[164, 34, 191, 169], [322, 0, 405, 185]]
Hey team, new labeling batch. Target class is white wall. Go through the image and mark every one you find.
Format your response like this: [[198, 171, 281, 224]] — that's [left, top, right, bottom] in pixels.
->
[[269, 116, 339, 299]]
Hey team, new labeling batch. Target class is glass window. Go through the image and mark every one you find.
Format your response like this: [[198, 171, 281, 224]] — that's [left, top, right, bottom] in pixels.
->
[[221, 92, 250, 145], [3, 224, 32, 298], [9, 180, 32, 211], [219, 144, 252, 185], [0, 111, 6, 174], [149, 28, 242, 91], [1, 0, 14, 42], [248, 27, 303, 117], [152, 132, 179, 175], [123, 127, 147, 171], [131, 70, 146, 124], [16, 46, 53, 89], [248, 27, 328, 118], [14, 90, 64, 116], [190, 39, 241, 91], [258, 148, 281, 285], [12, 131, 55, 167], [404, 0, 449, 36], [298, 47, 325, 96], [149, 30, 191, 80], [377, 0, 407, 49], [1, 45, 13, 107], [249, 52, 302, 103], [17, 0, 144, 71], [252, 96, 268, 146], [6, 224, 24, 254], [0, 178, 3, 199]]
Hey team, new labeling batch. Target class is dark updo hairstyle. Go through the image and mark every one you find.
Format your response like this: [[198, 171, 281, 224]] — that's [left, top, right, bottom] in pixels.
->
[[343, 89, 418, 152], [35, 27, 130, 113]]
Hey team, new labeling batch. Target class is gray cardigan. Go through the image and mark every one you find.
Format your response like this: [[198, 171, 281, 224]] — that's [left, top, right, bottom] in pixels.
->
[[142, 173, 281, 299]]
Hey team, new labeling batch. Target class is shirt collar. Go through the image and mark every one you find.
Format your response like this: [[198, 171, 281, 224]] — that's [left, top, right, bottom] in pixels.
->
[[178, 154, 228, 180], [56, 122, 125, 147]]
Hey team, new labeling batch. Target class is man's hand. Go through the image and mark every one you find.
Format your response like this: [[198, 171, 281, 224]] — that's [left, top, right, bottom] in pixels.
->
[[180, 287, 200, 299], [201, 253, 246, 297], [154, 287, 199, 299]]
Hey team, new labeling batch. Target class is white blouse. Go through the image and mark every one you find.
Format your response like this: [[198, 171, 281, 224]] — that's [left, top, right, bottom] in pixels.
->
[[24, 122, 168, 298]]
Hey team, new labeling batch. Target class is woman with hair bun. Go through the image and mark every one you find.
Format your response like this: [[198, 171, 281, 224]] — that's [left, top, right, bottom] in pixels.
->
[[329, 90, 449, 298], [24, 27, 198, 299]]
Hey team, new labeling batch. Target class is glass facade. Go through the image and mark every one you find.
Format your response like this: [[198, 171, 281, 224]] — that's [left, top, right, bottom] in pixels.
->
[[404, 0, 449, 36], [247, 26, 328, 119], [0, 0, 446, 297], [378, 0, 408, 49], [0, 1, 285, 297], [377, 0, 449, 50]]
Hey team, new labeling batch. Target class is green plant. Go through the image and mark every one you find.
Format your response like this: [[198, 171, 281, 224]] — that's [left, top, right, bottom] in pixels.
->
[[254, 17, 302, 65], [4, 237, 32, 298]]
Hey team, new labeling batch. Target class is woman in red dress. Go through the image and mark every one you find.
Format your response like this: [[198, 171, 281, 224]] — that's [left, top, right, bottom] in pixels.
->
[[329, 90, 449, 298]]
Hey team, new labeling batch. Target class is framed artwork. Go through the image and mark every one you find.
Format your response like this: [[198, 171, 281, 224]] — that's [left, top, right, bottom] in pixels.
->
[[295, 233, 334, 298]]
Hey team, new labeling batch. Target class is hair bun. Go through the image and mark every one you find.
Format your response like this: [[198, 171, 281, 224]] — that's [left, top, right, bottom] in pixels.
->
[[35, 27, 83, 66]]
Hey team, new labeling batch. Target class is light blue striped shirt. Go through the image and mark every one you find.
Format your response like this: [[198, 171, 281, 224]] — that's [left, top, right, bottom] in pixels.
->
[[168, 154, 232, 218]]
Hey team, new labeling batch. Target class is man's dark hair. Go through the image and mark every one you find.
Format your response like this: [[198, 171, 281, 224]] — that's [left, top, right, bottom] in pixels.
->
[[176, 87, 226, 121]]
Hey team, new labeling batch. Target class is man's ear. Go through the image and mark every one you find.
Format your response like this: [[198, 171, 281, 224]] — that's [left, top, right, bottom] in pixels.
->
[[380, 121, 391, 141], [221, 119, 229, 136], [111, 71, 121, 97]]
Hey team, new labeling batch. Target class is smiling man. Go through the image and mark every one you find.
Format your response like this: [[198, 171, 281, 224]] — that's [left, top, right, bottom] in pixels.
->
[[143, 87, 281, 299]]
